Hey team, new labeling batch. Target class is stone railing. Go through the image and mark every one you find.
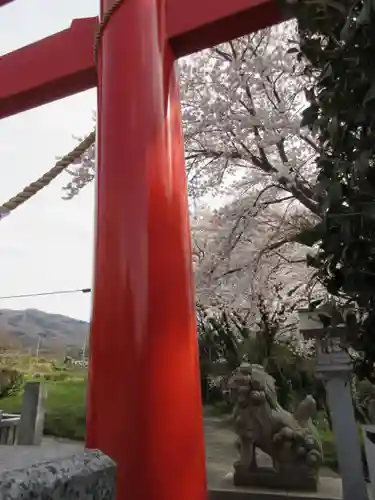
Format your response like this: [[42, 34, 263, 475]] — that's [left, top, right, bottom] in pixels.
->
[[0, 412, 20, 444], [0, 381, 46, 446]]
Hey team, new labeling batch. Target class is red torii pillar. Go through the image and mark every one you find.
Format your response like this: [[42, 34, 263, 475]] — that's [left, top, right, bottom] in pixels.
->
[[0, 1, 281, 499]]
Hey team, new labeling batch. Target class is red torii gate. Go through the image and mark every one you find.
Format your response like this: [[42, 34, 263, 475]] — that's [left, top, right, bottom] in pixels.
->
[[0, 1, 281, 499]]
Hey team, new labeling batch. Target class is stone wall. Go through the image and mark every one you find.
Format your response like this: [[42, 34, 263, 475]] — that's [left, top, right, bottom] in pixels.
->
[[0, 450, 115, 500]]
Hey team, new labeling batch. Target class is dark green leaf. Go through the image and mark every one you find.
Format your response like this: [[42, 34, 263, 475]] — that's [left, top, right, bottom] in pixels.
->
[[301, 104, 318, 128], [320, 64, 333, 81], [357, 2, 371, 25], [327, 1, 351, 14], [295, 222, 324, 247], [363, 83, 375, 106], [328, 117, 340, 141], [328, 182, 342, 205], [340, 16, 353, 41]]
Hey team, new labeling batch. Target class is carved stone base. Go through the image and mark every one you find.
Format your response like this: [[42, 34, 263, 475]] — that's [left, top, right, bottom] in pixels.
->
[[233, 462, 318, 491]]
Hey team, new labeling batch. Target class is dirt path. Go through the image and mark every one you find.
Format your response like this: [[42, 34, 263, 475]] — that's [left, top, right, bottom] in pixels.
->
[[0, 414, 337, 486], [33, 415, 236, 485], [204, 414, 237, 485], [37, 417, 237, 485]]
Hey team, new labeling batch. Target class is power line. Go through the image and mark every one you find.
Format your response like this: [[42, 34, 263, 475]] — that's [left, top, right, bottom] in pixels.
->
[[0, 287, 91, 300]]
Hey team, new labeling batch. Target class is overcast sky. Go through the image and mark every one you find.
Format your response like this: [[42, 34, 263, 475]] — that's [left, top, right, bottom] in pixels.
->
[[0, 0, 98, 321]]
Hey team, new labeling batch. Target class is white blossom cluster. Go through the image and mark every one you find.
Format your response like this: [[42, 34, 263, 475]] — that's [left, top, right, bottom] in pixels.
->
[[63, 21, 322, 334], [179, 21, 317, 205]]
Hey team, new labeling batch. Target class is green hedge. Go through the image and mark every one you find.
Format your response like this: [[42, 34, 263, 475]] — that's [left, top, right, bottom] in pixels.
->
[[0, 378, 86, 441]]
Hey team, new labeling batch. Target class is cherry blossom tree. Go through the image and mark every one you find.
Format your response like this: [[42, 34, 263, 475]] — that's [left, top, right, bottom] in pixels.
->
[[180, 23, 318, 213], [64, 21, 318, 211], [63, 20, 323, 310], [191, 198, 318, 314]]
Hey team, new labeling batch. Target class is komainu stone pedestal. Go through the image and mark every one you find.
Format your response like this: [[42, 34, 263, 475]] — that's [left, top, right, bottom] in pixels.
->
[[233, 462, 318, 491], [209, 473, 345, 500]]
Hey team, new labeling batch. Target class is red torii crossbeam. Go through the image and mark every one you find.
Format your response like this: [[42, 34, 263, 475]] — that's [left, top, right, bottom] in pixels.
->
[[0, 0, 280, 119], [0, 1, 281, 499]]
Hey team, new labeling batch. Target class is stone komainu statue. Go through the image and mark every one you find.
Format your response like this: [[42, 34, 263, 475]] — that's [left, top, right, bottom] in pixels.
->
[[228, 363, 323, 491]]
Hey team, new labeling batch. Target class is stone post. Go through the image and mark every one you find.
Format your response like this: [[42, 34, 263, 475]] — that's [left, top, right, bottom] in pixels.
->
[[315, 342, 368, 500], [362, 424, 375, 500], [17, 382, 46, 445]]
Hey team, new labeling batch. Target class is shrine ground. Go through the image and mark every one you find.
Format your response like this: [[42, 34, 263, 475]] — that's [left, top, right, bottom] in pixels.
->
[[0, 410, 338, 487], [0, 372, 339, 483]]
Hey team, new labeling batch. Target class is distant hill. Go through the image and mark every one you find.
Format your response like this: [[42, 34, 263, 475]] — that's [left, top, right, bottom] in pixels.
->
[[0, 308, 89, 352]]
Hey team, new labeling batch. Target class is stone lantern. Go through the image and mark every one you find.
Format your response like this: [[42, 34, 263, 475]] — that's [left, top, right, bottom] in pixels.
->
[[298, 308, 368, 500]]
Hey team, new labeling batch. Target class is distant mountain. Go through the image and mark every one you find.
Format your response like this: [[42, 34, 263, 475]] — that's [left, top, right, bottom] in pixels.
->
[[0, 308, 89, 352]]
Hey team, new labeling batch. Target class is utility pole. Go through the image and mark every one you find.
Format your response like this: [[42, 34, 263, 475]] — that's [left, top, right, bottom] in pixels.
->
[[35, 335, 41, 362], [81, 330, 88, 363]]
